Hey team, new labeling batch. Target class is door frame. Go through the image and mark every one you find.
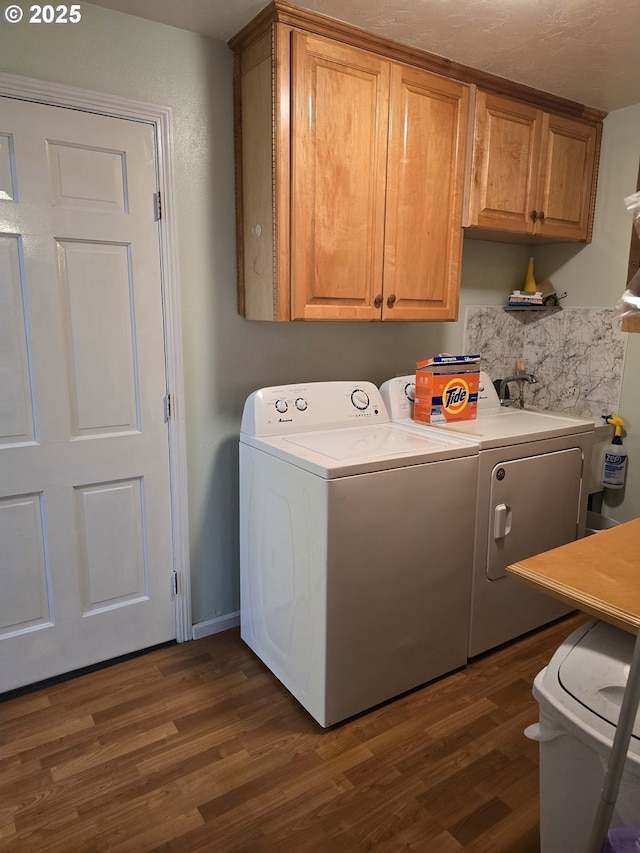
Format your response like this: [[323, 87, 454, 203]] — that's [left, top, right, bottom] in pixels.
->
[[0, 72, 192, 643]]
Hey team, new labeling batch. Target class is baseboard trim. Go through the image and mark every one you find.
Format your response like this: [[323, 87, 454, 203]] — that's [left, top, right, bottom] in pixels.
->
[[192, 611, 240, 640]]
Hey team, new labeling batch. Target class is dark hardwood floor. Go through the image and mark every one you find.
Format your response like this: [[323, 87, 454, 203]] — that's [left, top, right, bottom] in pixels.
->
[[1, 612, 589, 852]]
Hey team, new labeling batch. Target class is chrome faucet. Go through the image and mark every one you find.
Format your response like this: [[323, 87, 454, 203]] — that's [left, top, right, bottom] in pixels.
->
[[499, 372, 537, 409]]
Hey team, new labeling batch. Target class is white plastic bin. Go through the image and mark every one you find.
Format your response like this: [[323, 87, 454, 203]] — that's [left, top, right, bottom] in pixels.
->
[[527, 620, 640, 853]]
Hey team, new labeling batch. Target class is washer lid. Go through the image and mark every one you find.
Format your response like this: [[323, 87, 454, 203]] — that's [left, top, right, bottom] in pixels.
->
[[554, 620, 639, 738], [284, 422, 458, 460], [241, 421, 477, 478]]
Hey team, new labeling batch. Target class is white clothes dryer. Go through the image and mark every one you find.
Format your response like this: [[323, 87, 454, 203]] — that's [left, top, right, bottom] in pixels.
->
[[239, 381, 478, 727], [380, 372, 594, 657]]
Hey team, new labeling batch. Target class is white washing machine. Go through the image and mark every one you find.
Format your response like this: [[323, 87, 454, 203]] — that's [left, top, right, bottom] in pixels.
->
[[239, 381, 478, 727], [380, 372, 594, 657]]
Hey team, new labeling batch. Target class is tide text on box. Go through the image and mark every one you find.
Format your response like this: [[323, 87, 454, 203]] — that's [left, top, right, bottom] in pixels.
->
[[414, 369, 479, 424]]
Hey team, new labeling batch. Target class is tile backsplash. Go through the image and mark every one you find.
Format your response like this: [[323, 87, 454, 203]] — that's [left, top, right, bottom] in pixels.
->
[[463, 306, 627, 422]]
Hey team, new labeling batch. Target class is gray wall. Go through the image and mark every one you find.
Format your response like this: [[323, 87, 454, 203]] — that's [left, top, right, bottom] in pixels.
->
[[534, 105, 640, 522], [1, 5, 638, 625]]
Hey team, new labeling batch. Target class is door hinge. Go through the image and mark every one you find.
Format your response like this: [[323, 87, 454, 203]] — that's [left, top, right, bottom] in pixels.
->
[[164, 392, 174, 421], [172, 570, 179, 596], [154, 191, 162, 221]]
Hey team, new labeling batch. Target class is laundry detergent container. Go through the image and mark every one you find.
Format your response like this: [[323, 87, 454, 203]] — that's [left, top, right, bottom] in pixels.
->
[[526, 619, 640, 853]]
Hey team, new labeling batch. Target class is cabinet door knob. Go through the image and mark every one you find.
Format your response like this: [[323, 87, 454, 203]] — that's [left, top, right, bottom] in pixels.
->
[[530, 210, 538, 222], [538, 210, 545, 222], [374, 293, 383, 308], [387, 293, 396, 307]]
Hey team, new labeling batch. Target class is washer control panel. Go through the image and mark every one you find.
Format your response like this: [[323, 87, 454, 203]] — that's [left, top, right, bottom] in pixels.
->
[[379, 375, 416, 420], [241, 381, 390, 437]]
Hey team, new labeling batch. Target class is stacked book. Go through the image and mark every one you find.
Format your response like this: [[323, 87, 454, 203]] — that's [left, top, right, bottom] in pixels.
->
[[508, 290, 544, 307]]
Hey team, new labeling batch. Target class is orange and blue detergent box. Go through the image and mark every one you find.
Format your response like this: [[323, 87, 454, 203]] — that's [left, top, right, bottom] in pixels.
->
[[414, 355, 480, 424]]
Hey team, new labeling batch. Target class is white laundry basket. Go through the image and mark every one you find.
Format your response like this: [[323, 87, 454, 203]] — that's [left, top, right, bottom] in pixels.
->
[[526, 619, 640, 853]]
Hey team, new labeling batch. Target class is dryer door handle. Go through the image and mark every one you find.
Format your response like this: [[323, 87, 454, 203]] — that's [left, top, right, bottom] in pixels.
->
[[493, 503, 512, 540]]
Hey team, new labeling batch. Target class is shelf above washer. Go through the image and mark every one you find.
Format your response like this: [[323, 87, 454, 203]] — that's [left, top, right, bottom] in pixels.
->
[[504, 306, 562, 314]]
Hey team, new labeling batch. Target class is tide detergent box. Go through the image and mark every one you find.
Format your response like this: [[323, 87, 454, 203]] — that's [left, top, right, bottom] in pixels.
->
[[414, 355, 480, 424]]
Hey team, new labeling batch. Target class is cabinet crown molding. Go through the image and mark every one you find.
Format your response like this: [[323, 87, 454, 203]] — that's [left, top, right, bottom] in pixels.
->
[[229, 0, 607, 123]]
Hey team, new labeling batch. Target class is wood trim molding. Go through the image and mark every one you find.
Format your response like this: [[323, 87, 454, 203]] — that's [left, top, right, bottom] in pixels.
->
[[232, 53, 246, 317], [585, 121, 604, 244], [0, 72, 193, 641], [229, 0, 607, 123]]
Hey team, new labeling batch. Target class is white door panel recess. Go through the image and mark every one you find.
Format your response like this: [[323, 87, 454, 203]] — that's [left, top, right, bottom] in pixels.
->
[[0, 96, 177, 691]]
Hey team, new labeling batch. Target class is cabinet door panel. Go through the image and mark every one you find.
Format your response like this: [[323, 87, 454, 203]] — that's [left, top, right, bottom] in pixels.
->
[[536, 113, 598, 241], [467, 91, 541, 234], [384, 65, 468, 321], [291, 33, 389, 320]]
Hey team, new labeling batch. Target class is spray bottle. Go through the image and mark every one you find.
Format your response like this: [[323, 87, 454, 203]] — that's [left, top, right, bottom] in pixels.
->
[[601, 414, 627, 489]]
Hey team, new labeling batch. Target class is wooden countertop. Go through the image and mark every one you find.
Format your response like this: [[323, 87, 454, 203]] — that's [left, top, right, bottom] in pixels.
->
[[507, 517, 640, 634]]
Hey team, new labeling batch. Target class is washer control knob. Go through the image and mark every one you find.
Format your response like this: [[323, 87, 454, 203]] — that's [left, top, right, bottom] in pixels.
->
[[351, 388, 370, 410], [295, 397, 307, 411], [274, 399, 288, 414], [404, 382, 416, 403]]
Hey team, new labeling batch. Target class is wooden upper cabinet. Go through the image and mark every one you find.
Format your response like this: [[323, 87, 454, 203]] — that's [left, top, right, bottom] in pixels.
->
[[292, 35, 468, 321], [384, 64, 468, 320], [231, 3, 606, 320], [536, 112, 600, 240], [232, 20, 468, 321], [290, 33, 390, 321], [465, 93, 541, 234], [465, 90, 601, 242]]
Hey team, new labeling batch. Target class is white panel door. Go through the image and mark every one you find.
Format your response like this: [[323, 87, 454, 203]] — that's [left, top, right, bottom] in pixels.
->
[[0, 97, 175, 692]]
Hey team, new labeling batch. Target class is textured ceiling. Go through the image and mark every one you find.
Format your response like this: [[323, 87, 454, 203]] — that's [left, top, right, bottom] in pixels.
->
[[89, 0, 640, 113]]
